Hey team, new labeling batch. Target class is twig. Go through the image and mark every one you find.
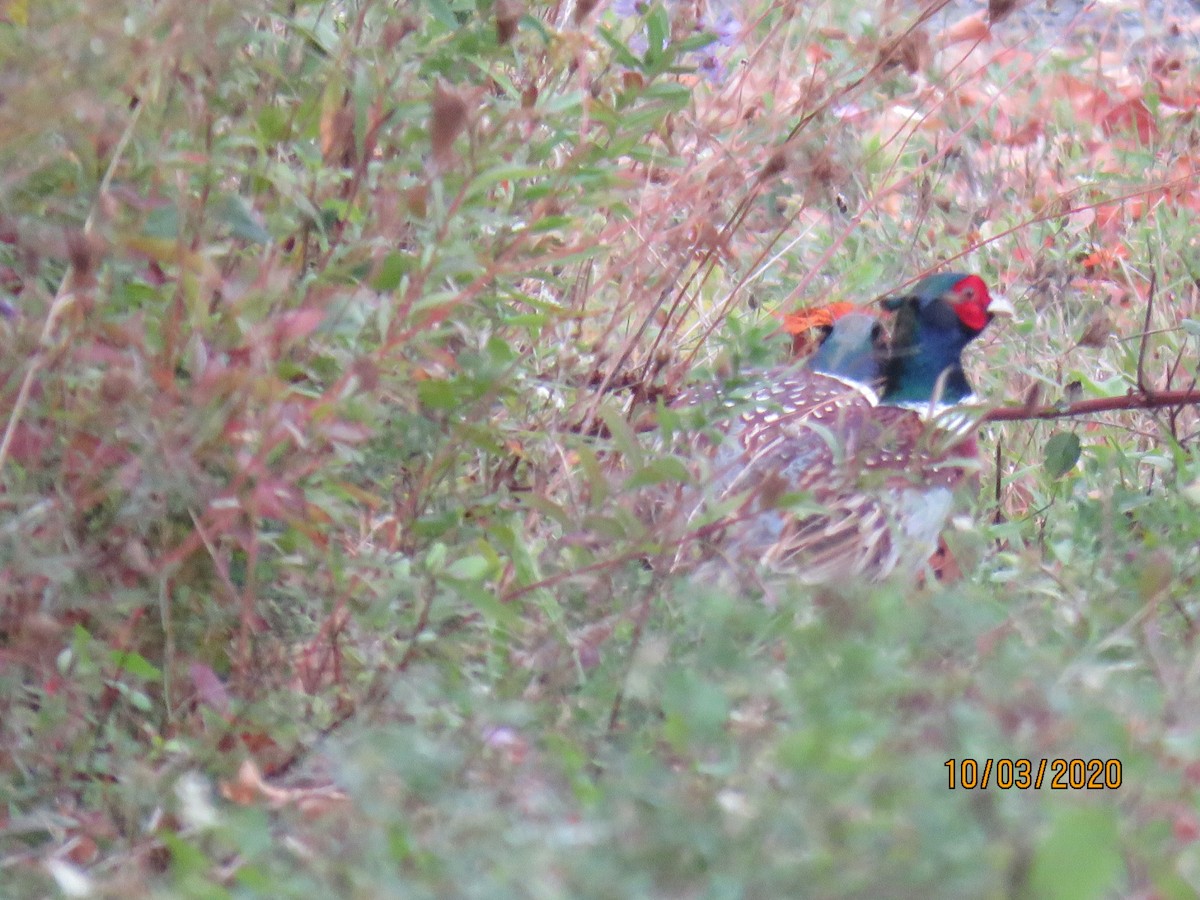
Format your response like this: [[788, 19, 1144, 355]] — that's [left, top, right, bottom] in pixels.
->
[[992, 438, 1003, 525], [985, 387, 1200, 422], [1136, 271, 1157, 394], [608, 574, 662, 733], [396, 581, 436, 672]]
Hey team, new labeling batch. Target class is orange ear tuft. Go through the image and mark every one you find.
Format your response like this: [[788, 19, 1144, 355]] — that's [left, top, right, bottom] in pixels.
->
[[777, 301, 863, 357]]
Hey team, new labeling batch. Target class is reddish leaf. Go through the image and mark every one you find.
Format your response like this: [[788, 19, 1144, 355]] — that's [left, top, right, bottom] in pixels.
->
[[320, 95, 355, 167], [1175, 811, 1200, 844], [189, 663, 231, 714], [1102, 98, 1156, 143], [1000, 116, 1042, 147], [805, 43, 832, 64], [252, 478, 306, 520], [6, 421, 51, 463], [877, 29, 930, 74], [987, 0, 1022, 24], [495, 0, 521, 44], [939, 12, 990, 46], [430, 80, 469, 169], [573, 0, 599, 23], [274, 308, 325, 343]]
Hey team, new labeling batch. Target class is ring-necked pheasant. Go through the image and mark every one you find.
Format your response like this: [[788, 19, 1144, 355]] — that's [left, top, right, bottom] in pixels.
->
[[671, 272, 1012, 582]]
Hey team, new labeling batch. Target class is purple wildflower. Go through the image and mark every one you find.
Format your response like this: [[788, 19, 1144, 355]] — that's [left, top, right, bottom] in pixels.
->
[[612, 0, 647, 18], [692, 6, 739, 84], [703, 6, 739, 48], [698, 53, 724, 84]]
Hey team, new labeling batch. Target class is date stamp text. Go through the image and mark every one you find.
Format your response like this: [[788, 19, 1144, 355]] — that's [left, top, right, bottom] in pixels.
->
[[945, 758, 1122, 790]]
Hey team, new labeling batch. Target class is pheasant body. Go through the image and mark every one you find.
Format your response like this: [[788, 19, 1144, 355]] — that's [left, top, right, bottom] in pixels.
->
[[676, 312, 885, 455], [670, 273, 1010, 583]]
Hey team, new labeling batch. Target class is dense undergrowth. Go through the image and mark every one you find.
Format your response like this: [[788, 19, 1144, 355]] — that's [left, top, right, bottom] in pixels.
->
[[2, 0, 1200, 895]]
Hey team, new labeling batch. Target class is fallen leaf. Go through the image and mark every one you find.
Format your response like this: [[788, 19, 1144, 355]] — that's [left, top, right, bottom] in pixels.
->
[[221, 759, 349, 819], [431, 80, 469, 170], [320, 93, 355, 168], [189, 663, 231, 714], [988, 0, 1022, 24], [1075, 308, 1114, 348], [1101, 98, 1156, 144], [938, 12, 990, 47], [495, 0, 521, 43], [877, 29, 930, 74]]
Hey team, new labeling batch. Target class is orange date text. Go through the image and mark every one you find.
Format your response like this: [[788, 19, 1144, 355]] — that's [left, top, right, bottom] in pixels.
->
[[944, 758, 1122, 790]]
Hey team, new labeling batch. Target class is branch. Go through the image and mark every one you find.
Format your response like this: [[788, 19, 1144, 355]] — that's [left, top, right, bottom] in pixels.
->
[[985, 388, 1200, 423], [1135, 270, 1157, 394]]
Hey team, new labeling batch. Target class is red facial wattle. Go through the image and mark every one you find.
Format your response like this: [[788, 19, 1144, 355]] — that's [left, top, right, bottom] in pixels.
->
[[951, 274, 991, 332]]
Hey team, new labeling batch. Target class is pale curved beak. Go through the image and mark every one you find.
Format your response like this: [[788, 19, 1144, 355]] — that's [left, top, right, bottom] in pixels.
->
[[986, 295, 1015, 318]]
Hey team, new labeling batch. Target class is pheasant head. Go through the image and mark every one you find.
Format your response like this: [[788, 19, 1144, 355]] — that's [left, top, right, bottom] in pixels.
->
[[882, 272, 1014, 409]]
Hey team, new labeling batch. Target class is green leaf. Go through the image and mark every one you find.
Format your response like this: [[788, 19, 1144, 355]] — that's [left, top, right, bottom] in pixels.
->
[[626, 455, 692, 488], [645, 4, 670, 60], [373, 251, 416, 292], [530, 215, 573, 233], [216, 195, 271, 244], [1044, 431, 1081, 479], [641, 80, 692, 107], [521, 492, 572, 528], [572, 444, 608, 505], [661, 669, 730, 746], [579, 512, 631, 540], [541, 90, 586, 115], [453, 581, 518, 627], [467, 164, 546, 199], [417, 379, 461, 410], [446, 555, 490, 580], [425, 542, 447, 573], [257, 106, 290, 143], [519, 13, 551, 43], [144, 205, 181, 239], [596, 26, 645, 70], [598, 405, 644, 471], [424, 0, 459, 29], [159, 831, 212, 878], [110, 650, 162, 681], [1180, 318, 1200, 337], [1029, 805, 1122, 900], [676, 32, 720, 53]]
